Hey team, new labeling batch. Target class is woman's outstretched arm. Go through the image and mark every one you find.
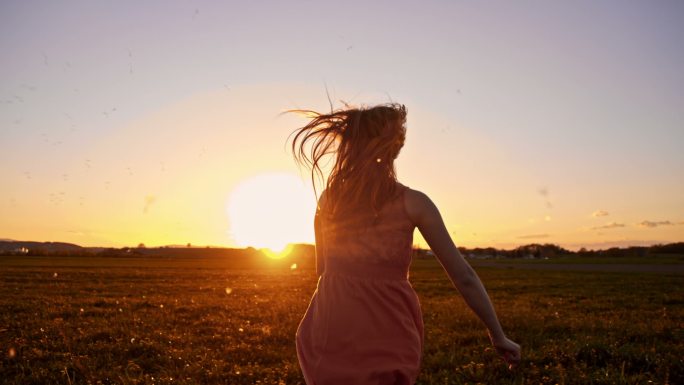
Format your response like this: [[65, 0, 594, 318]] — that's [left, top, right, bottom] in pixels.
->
[[405, 188, 521, 368]]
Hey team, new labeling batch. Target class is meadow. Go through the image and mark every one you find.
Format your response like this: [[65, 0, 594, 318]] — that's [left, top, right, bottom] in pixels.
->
[[0, 254, 682, 384]]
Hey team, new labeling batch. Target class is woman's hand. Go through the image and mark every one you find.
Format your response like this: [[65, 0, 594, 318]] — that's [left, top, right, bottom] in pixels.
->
[[490, 335, 521, 369]]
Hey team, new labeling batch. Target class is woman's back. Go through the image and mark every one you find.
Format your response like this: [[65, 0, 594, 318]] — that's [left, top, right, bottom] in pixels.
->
[[318, 182, 414, 273], [296, 182, 424, 385]]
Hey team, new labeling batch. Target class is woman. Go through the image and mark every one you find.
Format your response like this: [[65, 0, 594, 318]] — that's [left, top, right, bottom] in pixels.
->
[[290, 103, 520, 384]]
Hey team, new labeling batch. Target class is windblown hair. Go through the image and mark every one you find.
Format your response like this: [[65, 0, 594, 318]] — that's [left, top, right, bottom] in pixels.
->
[[289, 103, 407, 219]]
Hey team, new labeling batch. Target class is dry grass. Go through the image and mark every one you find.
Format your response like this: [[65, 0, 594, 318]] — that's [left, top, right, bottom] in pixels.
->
[[0, 255, 682, 384]]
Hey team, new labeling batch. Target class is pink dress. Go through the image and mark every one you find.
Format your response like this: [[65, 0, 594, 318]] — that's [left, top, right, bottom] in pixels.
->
[[296, 183, 424, 385]]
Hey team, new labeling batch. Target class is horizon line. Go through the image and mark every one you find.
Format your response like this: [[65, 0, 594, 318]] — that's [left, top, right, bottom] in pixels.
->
[[2, 238, 683, 252]]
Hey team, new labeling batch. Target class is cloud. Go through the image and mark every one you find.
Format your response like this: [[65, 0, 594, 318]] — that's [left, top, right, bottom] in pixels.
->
[[591, 222, 625, 230], [638, 220, 674, 228], [143, 195, 157, 213], [592, 210, 609, 217], [517, 233, 550, 239]]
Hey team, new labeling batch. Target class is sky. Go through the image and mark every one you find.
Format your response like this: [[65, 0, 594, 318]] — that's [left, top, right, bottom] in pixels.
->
[[1, 0, 682, 251]]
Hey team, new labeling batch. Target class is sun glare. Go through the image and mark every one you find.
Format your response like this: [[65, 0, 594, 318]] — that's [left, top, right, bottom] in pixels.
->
[[226, 173, 315, 258]]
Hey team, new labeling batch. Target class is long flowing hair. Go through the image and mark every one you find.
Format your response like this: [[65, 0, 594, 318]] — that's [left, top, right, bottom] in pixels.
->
[[289, 103, 407, 219]]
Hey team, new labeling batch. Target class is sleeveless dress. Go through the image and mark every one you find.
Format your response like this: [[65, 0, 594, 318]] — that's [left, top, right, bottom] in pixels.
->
[[296, 183, 424, 385]]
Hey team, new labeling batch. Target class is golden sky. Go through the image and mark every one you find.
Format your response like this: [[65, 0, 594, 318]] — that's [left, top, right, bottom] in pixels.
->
[[1, 1, 682, 250]]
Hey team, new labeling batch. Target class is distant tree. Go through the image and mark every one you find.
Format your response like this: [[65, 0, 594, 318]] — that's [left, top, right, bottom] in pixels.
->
[[187, 243, 192, 248], [650, 242, 684, 254], [137, 243, 146, 249], [511, 243, 570, 259]]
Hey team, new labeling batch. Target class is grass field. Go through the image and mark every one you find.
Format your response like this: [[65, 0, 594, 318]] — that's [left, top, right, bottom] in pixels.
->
[[1, 254, 682, 384], [473, 254, 684, 265]]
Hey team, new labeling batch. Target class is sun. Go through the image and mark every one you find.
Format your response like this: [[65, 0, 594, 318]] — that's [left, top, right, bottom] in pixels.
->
[[226, 172, 316, 258]]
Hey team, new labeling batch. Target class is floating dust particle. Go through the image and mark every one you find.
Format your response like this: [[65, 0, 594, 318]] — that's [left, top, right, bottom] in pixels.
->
[[7, 347, 16, 358], [225, 288, 232, 295], [290, 263, 297, 270]]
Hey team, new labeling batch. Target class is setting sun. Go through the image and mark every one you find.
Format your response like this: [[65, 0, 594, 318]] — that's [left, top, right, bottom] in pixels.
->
[[226, 172, 316, 256]]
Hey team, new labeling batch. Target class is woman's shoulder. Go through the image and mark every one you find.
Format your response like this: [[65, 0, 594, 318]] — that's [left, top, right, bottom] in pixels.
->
[[398, 183, 435, 224], [398, 183, 430, 203]]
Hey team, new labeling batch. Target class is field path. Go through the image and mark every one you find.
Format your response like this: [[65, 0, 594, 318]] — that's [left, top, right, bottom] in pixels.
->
[[470, 261, 684, 274]]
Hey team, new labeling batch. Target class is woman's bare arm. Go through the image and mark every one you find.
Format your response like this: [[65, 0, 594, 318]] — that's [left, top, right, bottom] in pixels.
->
[[314, 190, 328, 277], [405, 188, 521, 367], [314, 212, 324, 276]]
